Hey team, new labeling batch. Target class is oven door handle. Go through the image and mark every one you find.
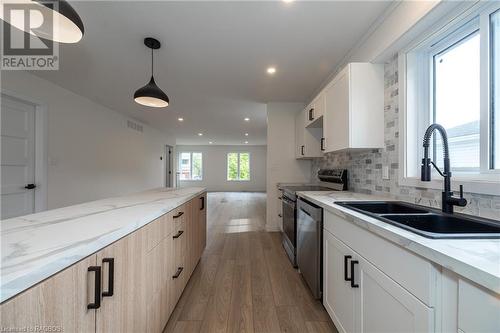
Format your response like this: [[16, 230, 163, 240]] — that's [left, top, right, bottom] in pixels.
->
[[300, 207, 312, 217]]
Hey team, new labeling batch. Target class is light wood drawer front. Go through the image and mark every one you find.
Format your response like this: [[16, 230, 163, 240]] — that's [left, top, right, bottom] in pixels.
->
[[324, 210, 438, 307], [173, 205, 187, 228], [162, 211, 174, 238], [145, 216, 162, 253]]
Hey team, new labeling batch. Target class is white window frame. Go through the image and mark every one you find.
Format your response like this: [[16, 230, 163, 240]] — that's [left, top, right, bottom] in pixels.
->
[[226, 152, 251, 181], [399, 1, 500, 196], [178, 152, 203, 181]]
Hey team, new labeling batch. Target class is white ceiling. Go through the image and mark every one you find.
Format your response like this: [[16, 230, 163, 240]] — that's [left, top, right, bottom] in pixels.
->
[[32, 1, 390, 145]]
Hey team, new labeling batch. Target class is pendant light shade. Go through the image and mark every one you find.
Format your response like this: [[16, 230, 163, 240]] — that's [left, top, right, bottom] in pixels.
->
[[134, 76, 169, 108], [134, 37, 170, 108], [0, 0, 84, 43]]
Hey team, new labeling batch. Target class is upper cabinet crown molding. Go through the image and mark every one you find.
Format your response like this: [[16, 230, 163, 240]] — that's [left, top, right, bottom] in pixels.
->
[[323, 63, 384, 153]]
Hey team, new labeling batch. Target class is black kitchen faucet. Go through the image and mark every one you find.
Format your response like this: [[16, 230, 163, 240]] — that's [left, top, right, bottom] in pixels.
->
[[421, 123, 467, 214]]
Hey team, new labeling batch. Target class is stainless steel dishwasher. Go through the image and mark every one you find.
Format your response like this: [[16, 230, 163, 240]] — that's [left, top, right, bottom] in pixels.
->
[[297, 198, 323, 299]]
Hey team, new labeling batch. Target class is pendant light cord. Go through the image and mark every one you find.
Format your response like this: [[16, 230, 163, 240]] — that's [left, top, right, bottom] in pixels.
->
[[151, 47, 154, 77]]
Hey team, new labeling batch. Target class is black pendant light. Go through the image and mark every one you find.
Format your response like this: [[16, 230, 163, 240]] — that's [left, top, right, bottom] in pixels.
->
[[0, 0, 84, 43], [134, 37, 170, 108]]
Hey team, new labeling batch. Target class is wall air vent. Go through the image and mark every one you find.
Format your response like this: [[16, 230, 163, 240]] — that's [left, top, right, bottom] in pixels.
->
[[127, 120, 143, 133]]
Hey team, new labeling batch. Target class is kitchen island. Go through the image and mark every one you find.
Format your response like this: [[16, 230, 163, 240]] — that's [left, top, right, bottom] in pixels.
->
[[1, 187, 207, 333]]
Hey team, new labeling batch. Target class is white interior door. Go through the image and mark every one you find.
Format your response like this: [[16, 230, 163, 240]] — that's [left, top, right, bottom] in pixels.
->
[[1, 94, 36, 219]]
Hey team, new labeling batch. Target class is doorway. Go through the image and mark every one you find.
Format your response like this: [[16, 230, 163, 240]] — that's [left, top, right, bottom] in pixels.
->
[[165, 145, 173, 187], [1, 93, 46, 219]]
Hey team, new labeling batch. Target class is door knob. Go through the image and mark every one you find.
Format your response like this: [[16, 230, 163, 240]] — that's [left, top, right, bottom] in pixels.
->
[[24, 184, 36, 190]]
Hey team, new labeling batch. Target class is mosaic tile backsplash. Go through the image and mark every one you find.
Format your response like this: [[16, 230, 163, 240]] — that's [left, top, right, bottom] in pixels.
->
[[312, 56, 500, 220]]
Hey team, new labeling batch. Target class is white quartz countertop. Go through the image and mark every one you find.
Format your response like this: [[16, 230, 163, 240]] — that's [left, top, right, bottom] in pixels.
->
[[0, 187, 206, 303], [297, 191, 500, 295]]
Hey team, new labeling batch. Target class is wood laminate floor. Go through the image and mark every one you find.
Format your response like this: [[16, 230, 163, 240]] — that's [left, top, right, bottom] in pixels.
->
[[164, 192, 338, 333]]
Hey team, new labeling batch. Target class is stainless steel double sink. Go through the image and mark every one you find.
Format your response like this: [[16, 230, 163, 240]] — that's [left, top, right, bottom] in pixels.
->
[[335, 201, 500, 239]]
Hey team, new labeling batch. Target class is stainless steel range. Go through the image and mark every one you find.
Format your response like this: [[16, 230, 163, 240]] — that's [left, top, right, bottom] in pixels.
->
[[280, 169, 347, 267]]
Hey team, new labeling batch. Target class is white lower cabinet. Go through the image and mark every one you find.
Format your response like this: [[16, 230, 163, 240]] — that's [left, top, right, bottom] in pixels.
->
[[457, 276, 500, 333], [356, 253, 434, 333], [324, 229, 433, 333], [324, 230, 357, 333]]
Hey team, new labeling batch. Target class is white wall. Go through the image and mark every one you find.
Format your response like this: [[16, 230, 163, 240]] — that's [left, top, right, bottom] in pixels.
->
[[2, 71, 175, 210], [310, 0, 450, 100], [266, 103, 311, 231], [176, 145, 266, 192]]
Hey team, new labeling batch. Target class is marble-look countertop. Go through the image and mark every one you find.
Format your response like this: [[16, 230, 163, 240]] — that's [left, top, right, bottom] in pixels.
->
[[297, 191, 500, 294], [0, 187, 206, 303], [276, 182, 317, 189]]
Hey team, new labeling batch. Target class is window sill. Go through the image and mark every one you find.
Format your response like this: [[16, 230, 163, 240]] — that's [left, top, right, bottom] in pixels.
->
[[400, 176, 500, 196]]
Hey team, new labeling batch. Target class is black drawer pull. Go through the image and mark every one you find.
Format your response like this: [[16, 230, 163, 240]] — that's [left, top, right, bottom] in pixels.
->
[[344, 255, 352, 281], [87, 266, 101, 309], [301, 145, 305, 156], [309, 108, 314, 121], [172, 267, 184, 279], [200, 196, 205, 211], [102, 258, 114, 297], [350, 260, 359, 288], [173, 211, 184, 219], [173, 230, 184, 239]]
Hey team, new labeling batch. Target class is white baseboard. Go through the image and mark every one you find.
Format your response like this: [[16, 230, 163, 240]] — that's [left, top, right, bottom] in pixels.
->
[[265, 224, 281, 232]]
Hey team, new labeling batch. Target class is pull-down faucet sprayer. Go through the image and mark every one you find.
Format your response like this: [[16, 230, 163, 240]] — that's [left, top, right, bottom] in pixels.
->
[[421, 124, 467, 214]]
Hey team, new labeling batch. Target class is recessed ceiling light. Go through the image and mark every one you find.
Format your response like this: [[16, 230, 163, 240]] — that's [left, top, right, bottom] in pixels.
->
[[283, 0, 294, 3], [209, 141, 213, 144], [245, 141, 249, 144], [198, 133, 203, 136], [245, 133, 249, 136], [267, 67, 276, 75], [244, 117, 250, 122], [178, 117, 184, 122]]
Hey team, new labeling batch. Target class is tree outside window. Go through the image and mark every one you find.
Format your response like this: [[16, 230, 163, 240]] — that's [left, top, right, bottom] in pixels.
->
[[227, 152, 250, 181]]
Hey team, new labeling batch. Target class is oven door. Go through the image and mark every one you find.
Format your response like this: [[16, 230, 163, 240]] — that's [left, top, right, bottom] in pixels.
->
[[281, 194, 297, 265]]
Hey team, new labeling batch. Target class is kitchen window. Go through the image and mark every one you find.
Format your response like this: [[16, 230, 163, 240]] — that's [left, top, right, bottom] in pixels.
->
[[227, 152, 250, 181], [401, 2, 500, 194], [178, 152, 202, 180]]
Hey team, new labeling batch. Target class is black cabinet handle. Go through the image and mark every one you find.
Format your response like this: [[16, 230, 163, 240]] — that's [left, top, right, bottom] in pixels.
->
[[321, 138, 325, 151], [102, 258, 114, 297], [301, 145, 305, 156], [350, 260, 359, 288], [200, 196, 205, 211], [172, 267, 184, 279], [309, 108, 314, 121], [278, 214, 282, 218], [173, 230, 184, 239], [173, 211, 184, 219], [344, 255, 352, 281], [87, 266, 101, 309], [24, 184, 36, 189]]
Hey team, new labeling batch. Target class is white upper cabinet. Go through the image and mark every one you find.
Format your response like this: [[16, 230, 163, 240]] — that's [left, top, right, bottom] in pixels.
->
[[305, 91, 325, 128], [323, 63, 384, 153], [295, 108, 322, 159]]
